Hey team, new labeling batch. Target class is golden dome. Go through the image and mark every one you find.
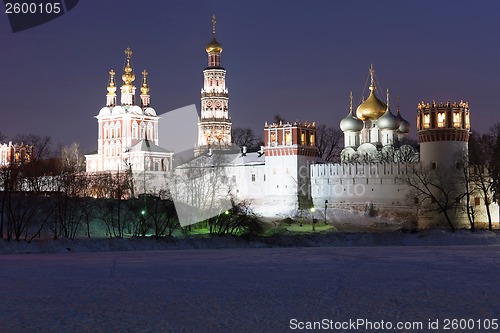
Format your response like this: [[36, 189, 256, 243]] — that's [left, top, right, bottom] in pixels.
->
[[107, 69, 117, 95], [140, 70, 150, 95], [356, 86, 387, 121], [206, 37, 223, 54], [206, 15, 223, 54]]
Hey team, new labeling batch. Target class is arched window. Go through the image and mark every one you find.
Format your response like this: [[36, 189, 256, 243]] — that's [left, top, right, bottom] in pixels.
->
[[147, 123, 153, 140], [104, 123, 110, 139], [437, 112, 446, 128], [132, 121, 138, 139]]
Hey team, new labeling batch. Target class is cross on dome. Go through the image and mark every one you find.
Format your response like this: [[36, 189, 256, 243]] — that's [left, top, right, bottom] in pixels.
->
[[125, 47, 133, 59], [212, 14, 216, 36], [369, 64, 375, 89]]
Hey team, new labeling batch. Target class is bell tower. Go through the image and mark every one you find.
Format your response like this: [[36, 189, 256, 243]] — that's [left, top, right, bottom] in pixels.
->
[[196, 15, 232, 155]]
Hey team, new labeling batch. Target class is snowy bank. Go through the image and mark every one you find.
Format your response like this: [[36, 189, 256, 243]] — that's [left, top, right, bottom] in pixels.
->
[[1, 229, 499, 254]]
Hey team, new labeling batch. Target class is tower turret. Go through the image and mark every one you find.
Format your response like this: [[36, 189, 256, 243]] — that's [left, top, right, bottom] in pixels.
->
[[417, 100, 471, 168]]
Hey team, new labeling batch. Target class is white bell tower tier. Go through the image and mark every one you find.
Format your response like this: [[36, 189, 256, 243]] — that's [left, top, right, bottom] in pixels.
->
[[196, 15, 232, 156]]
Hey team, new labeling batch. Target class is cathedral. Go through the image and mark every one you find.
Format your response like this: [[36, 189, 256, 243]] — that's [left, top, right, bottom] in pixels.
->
[[85, 48, 173, 175], [85, 16, 498, 229]]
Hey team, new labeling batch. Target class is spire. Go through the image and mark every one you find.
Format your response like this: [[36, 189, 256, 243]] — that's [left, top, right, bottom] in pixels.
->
[[122, 47, 135, 85], [106, 69, 117, 107], [206, 15, 223, 67], [140, 69, 150, 108], [120, 47, 136, 106], [386, 88, 390, 108]]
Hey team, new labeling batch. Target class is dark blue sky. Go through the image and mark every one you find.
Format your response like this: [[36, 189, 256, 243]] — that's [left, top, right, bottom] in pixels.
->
[[0, 0, 499, 151]]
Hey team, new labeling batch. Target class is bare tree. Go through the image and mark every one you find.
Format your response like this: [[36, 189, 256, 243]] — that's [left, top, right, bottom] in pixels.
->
[[468, 131, 494, 230], [316, 124, 342, 162], [205, 200, 262, 235], [61, 142, 86, 172], [232, 128, 263, 149], [400, 163, 464, 231], [273, 114, 286, 124]]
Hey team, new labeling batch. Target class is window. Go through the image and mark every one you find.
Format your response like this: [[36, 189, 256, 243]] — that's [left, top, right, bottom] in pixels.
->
[[301, 132, 306, 145], [310, 133, 315, 146], [437, 112, 445, 128], [251, 174, 256, 182], [132, 121, 138, 139], [453, 112, 461, 128], [423, 114, 430, 128], [270, 131, 277, 146], [431, 162, 437, 170], [474, 197, 480, 206], [285, 132, 291, 145], [147, 123, 153, 140]]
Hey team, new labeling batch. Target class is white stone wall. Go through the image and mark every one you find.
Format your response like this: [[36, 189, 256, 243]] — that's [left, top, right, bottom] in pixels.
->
[[310, 162, 413, 207]]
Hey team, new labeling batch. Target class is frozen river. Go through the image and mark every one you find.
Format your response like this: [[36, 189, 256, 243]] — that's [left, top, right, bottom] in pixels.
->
[[0, 246, 499, 332]]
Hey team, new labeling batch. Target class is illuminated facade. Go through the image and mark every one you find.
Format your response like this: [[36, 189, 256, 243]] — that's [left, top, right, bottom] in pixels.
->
[[0, 142, 32, 166], [85, 48, 173, 174], [195, 15, 232, 155]]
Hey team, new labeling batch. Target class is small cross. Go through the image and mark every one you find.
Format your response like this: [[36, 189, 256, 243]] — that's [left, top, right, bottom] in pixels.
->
[[349, 91, 353, 113], [142, 70, 148, 77], [369, 64, 375, 86], [212, 14, 216, 35], [109, 69, 115, 77], [124, 47, 133, 59]]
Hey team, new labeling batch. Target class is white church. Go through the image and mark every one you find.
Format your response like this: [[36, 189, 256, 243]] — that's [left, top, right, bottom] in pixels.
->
[[85, 16, 499, 229]]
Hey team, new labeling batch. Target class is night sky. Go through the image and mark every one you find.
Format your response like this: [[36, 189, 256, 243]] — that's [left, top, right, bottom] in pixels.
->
[[1, 0, 499, 152]]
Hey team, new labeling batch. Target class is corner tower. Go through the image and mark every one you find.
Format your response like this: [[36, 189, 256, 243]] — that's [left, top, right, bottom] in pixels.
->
[[196, 15, 232, 155], [263, 121, 318, 215], [417, 100, 470, 168]]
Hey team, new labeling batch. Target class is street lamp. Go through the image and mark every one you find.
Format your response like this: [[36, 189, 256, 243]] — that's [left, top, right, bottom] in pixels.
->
[[324, 199, 328, 225], [310, 207, 316, 232]]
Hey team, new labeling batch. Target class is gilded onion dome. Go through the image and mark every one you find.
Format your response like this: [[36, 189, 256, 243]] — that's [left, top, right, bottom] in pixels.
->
[[206, 15, 223, 54], [377, 89, 400, 130], [206, 37, 223, 54], [397, 109, 410, 134], [356, 65, 387, 121], [340, 92, 363, 132]]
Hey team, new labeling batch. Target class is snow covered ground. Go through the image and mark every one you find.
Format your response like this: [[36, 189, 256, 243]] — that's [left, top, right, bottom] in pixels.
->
[[0, 244, 499, 332]]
